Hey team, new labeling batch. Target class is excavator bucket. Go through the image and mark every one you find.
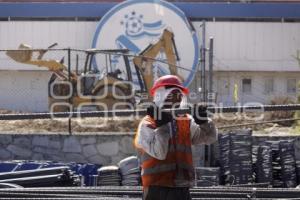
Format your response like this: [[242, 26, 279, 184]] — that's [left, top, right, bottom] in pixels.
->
[[6, 44, 33, 63]]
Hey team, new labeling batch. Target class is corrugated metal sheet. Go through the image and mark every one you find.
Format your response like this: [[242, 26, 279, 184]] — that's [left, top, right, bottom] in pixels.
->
[[0, 21, 96, 70], [197, 22, 300, 71], [1, 21, 300, 72]]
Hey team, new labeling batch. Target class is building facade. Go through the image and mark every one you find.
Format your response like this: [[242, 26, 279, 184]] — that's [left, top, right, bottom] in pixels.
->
[[0, 1, 299, 111]]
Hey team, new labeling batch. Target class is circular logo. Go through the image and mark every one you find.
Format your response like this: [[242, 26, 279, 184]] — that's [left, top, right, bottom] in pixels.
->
[[92, 0, 199, 87]]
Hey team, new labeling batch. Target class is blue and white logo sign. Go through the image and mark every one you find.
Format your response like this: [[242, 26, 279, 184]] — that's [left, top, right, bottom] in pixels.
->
[[92, 0, 199, 87]]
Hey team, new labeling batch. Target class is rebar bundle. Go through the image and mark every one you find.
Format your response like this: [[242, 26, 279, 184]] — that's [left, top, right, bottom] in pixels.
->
[[0, 167, 80, 188], [264, 141, 283, 187], [255, 146, 273, 185], [0, 186, 299, 199], [218, 130, 253, 185], [279, 140, 297, 188], [195, 167, 220, 187]]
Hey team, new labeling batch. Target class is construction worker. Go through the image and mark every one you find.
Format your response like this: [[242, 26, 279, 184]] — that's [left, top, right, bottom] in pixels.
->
[[134, 75, 217, 200]]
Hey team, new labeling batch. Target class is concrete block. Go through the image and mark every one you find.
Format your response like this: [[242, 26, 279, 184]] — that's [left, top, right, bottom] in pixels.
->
[[32, 153, 44, 161], [64, 153, 86, 163], [7, 145, 32, 158], [63, 137, 81, 153], [80, 137, 96, 145], [33, 147, 61, 156], [49, 140, 61, 150], [83, 144, 98, 158], [96, 142, 119, 156], [13, 136, 31, 147], [119, 136, 135, 154], [45, 154, 64, 162], [32, 136, 49, 147], [88, 155, 111, 165], [0, 135, 12, 145], [0, 149, 12, 160]]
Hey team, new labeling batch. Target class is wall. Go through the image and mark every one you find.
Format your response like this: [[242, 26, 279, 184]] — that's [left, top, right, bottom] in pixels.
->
[[1, 21, 299, 71], [1, 21, 300, 111], [214, 71, 300, 105], [0, 70, 51, 112], [0, 133, 299, 167], [0, 133, 206, 168], [194, 21, 300, 72], [1, 70, 299, 112], [0, 133, 137, 165]]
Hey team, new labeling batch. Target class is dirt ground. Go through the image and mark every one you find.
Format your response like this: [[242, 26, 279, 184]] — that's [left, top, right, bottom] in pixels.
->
[[0, 108, 298, 134]]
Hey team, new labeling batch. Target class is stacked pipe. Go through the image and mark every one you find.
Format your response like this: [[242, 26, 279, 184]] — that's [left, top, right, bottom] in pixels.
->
[[0, 167, 80, 187]]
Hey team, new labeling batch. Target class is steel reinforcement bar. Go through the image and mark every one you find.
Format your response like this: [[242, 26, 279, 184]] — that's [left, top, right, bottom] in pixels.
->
[[0, 104, 300, 121], [1, 186, 300, 199]]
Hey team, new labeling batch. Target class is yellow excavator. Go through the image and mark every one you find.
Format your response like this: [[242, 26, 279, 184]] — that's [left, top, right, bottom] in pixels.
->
[[6, 29, 182, 111]]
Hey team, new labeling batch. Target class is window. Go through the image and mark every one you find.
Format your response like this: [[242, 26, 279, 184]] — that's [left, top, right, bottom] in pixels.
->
[[217, 77, 230, 95], [287, 78, 296, 94], [264, 78, 274, 94], [242, 78, 252, 94]]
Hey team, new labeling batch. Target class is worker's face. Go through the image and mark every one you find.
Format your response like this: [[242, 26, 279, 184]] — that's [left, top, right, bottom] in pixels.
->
[[163, 88, 183, 109]]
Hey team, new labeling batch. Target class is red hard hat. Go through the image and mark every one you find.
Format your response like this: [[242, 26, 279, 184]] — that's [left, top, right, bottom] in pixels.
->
[[150, 75, 189, 96]]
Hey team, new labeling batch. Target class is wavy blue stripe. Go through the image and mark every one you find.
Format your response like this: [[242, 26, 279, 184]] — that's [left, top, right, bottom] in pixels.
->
[[126, 31, 161, 39], [143, 21, 163, 28]]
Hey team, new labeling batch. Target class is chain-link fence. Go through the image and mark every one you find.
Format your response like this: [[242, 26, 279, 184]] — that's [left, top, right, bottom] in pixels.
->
[[0, 47, 150, 133], [0, 47, 300, 133]]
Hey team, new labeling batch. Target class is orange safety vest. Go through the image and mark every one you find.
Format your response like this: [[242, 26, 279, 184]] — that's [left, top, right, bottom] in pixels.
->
[[134, 115, 194, 188]]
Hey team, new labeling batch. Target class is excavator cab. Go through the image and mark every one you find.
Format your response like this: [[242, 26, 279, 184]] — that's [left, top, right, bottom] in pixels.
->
[[77, 49, 139, 110]]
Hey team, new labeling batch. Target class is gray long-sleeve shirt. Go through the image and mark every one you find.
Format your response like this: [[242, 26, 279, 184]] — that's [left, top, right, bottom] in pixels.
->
[[135, 115, 217, 160]]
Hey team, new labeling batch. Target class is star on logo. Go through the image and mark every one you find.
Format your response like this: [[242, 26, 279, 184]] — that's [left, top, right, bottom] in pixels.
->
[[120, 11, 144, 35]]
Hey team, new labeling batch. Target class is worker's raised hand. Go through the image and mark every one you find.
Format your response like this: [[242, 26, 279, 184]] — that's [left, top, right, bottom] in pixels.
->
[[146, 104, 173, 127], [192, 104, 208, 125]]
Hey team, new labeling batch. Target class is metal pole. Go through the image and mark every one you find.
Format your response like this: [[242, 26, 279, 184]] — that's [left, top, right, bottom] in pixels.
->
[[68, 48, 72, 135], [201, 20, 206, 102], [208, 37, 214, 166], [75, 54, 79, 75], [208, 37, 214, 103], [200, 21, 209, 167]]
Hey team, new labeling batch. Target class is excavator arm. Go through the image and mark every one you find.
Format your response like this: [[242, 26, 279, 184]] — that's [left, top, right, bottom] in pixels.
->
[[6, 43, 77, 82], [133, 29, 182, 92]]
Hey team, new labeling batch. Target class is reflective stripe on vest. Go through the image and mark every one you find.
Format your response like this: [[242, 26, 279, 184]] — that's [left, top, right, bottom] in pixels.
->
[[139, 143, 192, 163], [142, 163, 177, 175]]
